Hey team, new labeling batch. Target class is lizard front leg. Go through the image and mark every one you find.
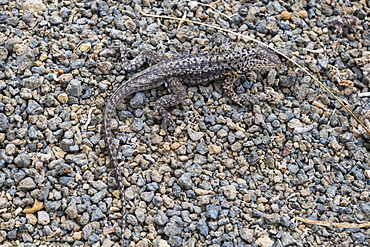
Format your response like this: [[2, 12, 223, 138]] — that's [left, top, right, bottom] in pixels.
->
[[211, 43, 233, 53], [154, 77, 187, 132], [222, 72, 254, 108], [120, 47, 164, 71]]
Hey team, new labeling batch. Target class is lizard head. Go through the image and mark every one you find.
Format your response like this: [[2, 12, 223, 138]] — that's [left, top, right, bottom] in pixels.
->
[[237, 48, 281, 72]]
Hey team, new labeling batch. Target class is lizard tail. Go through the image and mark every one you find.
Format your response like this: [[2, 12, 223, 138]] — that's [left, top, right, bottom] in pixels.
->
[[103, 85, 136, 246]]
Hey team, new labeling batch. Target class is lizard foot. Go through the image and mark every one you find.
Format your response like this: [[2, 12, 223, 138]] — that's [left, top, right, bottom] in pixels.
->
[[151, 108, 175, 134], [231, 94, 260, 108], [161, 116, 175, 135]]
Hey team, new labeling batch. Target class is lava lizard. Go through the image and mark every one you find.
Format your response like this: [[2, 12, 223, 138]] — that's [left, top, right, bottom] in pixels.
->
[[103, 47, 281, 246]]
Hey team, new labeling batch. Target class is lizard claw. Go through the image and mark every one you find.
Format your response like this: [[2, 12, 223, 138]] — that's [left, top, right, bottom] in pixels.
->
[[233, 94, 259, 108], [151, 108, 175, 134], [161, 114, 175, 134]]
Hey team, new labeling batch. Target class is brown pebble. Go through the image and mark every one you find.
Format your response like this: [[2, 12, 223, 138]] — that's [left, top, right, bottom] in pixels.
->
[[298, 10, 308, 18], [57, 93, 68, 104], [209, 144, 221, 154], [364, 170, 370, 179], [298, 224, 306, 230], [281, 11, 291, 20], [79, 43, 91, 53]]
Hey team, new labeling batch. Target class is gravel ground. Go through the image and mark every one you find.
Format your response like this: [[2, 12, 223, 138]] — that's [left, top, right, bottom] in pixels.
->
[[1, 0, 370, 247]]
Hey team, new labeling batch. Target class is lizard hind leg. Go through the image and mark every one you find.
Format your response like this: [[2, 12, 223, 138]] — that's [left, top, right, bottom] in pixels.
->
[[222, 72, 254, 108], [211, 42, 233, 53], [153, 77, 187, 133], [120, 46, 165, 71]]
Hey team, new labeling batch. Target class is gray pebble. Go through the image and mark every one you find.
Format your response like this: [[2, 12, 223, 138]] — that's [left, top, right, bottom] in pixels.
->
[[59, 139, 73, 151], [196, 141, 209, 155], [187, 127, 204, 141], [263, 213, 280, 225], [163, 219, 183, 236], [135, 207, 146, 223], [66, 79, 82, 97], [146, 182, 159, 191], [21, 232, 33, 242], [287, 163, 300, 174], [205, 204, 220, 220], [7, 229, 18, 240], [130, 118, 144, 132], [35, 186, 49, 201], [82, 223, 93, 240], [152, 195, 162, 206], [280, 233, 296, 246], [0, 113, 8, 131], [317, 57, 328, 68], [14, 171, 26, 183], [17, 47, 35, 73], [31, 65, 46, 74], [91, 190, 107, 203], [122, 145, 134, 157], [91, 180, 108, 191], [28, 126, 43, 139], [65, 204, 78, 219], [37, 211, 50, 225], [177, 173, 194, 189], [339, 132, 354, 143], [280, 216, 293, 227], [89, 205, 105, 221], [88, 233, 100, 245], [124, 18, 137, 32], [26, 100, 43, 115], [18, 177, 36, 191], [359, 203, 370, 217], [326, 185, 337, 198], [247, 151, 260, 165], [79, 212, 90, 226], [60, 220, 78, 231], [255, 19, 268, 34], [59, 176, 75, 186], [140, 191, 154, 202], [154, 211, 168, 225], [197, 219, 209, 236], [130, 92, 145, 108], [44, 200, 61, 212], [14, 153, 31, 168], [168, 236, 183, 247], [69, 145, 80, 152], [65, 154, 88, 166]]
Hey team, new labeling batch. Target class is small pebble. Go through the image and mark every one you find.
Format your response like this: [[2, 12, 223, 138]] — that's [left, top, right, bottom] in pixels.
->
[[221, 184, 237, 200], [79, 43, 92, 53], [37, 211, 50, 225], [18, 177, 36, 191], [57, 93, 68, 104], [299, 10, 308, 18], [281, 11, 291, 20]]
